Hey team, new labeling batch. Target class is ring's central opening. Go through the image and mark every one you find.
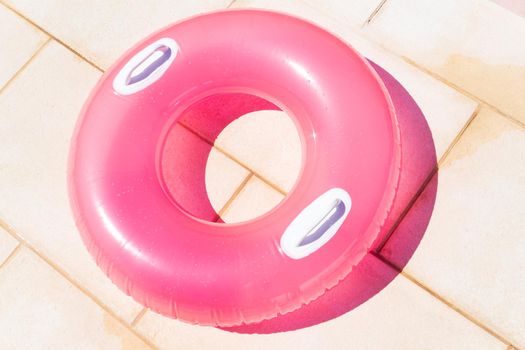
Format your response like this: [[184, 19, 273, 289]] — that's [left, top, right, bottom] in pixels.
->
[[158, 93, 303, 224]]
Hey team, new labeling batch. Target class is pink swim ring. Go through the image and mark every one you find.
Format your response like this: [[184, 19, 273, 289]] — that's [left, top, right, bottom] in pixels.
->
[[69, 9, 401, 326]]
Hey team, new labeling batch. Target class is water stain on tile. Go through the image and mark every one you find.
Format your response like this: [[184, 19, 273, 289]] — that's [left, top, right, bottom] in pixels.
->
[[103, 313, 152, 350], [439, 54, 525, 123], [440, 108, 518, 169]]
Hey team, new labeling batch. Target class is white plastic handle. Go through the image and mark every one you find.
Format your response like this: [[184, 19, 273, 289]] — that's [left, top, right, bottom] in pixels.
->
[[280, 188, 352, 259], [113, 38, 178, 95]]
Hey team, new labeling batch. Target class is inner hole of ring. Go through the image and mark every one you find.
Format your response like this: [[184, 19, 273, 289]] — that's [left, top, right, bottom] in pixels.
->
[[158, 93, 303, 225]]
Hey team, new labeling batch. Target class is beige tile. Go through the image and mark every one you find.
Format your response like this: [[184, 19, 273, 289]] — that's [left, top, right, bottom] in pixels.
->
[[0, 227, 19, 265], [206, 148, 251, 215], [0, 40, 143, 322], [214, 110, 302, 193], [365, 0, 525, 124], [381, 109, 525, 347], [221, 175, 284, 223], [135, 255, 504, 350], [0, 4, 47, 89], [0, 247, 152, 349], [4, 0, 232, 69]]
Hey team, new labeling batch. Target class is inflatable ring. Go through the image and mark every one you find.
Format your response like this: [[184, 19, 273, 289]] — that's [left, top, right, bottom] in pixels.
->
[[69, 10, 401, 326]]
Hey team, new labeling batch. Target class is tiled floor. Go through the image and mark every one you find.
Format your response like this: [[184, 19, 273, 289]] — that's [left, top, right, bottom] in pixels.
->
[[0, 0, 523, 349]]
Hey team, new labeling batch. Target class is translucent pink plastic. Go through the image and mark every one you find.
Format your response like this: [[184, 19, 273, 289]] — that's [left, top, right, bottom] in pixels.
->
[[68, 10, 401, 326]]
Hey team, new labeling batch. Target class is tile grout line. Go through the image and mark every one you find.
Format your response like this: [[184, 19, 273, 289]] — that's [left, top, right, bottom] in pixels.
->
[[0, 37, 51, 95], [0, 219, 158, 350], [0, 243, 23, 270], [372, 252, 513, 347], [218, 172, 255, 217], [213, 145, 287, 195], [374, 166, 437, 253], [178, 122, 288, 195], [364, 0, 388, 26], [26, 247, 158, 350], [0, 1, 104, 73], [437, 104, 482, 167], [131, 307, 149, 327], [502, 111, 525, 130], [400, 270, 514, 348], [375, 104, 481, 253]]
